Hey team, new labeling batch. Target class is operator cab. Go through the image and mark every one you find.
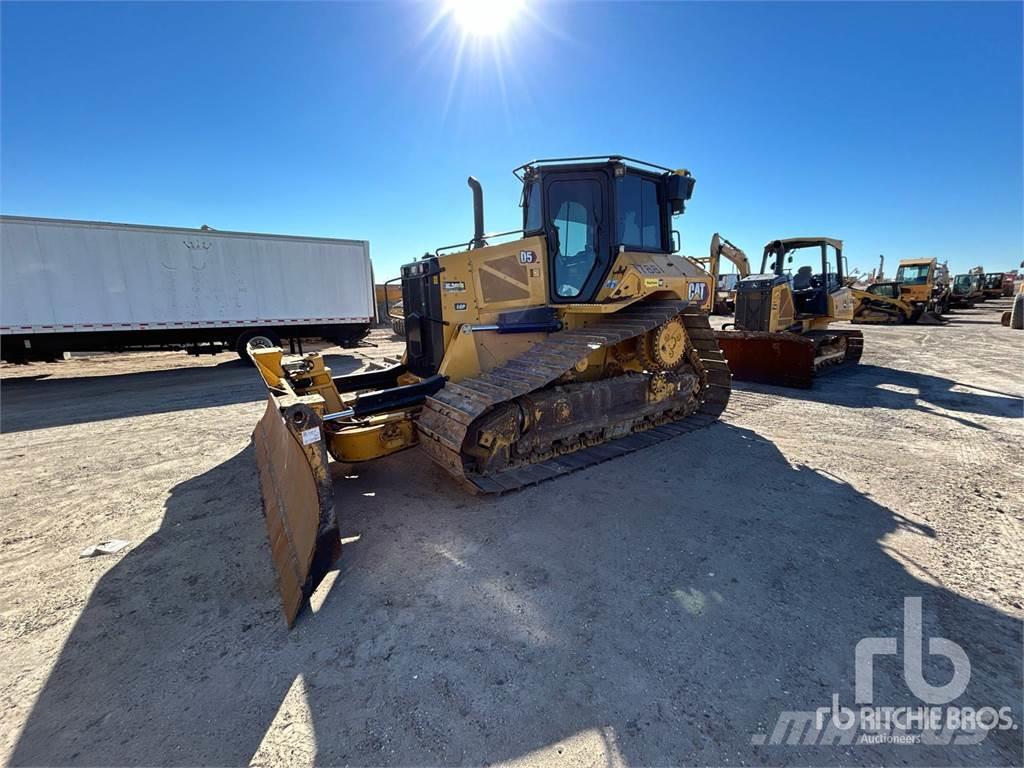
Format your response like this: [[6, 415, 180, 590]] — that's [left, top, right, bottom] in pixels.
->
[[762, 238, 845, 318], [952, 274, 975, 294], [517, 156, 695, 303], [400, 156, 695, 378]]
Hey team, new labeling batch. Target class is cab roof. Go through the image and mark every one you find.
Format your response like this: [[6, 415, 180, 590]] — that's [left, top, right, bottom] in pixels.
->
[[899, 258, 935, 266], [765, 237, 843, 251], [513, 155, 684, 181]]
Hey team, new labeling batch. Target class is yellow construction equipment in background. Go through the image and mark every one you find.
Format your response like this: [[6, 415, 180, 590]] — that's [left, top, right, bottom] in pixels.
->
[[714, 237, 863, 388], [693, 233, 750, 315], [251, 155, 731, 625], [851, 257, 950, 325], [949, 272, 984, 308]]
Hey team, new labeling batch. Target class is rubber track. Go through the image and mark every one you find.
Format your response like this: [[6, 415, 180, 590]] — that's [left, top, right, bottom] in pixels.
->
[[415, 301, 731, 494]]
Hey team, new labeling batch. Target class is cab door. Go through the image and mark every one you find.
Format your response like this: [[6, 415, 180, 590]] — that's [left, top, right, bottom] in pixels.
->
[[543, 172, 611, 303]]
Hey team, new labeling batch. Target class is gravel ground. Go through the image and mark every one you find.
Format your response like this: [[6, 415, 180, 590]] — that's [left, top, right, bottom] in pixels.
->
[[1, 300, 1021, 767]]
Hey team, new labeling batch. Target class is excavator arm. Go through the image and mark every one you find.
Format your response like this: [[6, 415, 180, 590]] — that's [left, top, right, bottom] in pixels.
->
[[710, 233, 751, 279], [701, 233, 750, 314]]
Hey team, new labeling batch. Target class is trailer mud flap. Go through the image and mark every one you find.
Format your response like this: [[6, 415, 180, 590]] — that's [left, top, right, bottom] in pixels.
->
[[714, 331, 817, 389], [252, 396, 340, 627]]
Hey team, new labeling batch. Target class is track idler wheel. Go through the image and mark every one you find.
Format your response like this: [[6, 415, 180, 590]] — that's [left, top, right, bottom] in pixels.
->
[[639, 317, 689, 370]]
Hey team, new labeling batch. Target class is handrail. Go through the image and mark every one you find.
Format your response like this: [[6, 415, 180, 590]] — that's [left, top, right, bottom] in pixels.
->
[[434, 228, 526, 255], [512, 155, 675, 181]]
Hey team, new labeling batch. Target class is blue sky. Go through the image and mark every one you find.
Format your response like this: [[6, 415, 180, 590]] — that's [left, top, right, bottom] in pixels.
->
[[2, 1, 1021, 279]]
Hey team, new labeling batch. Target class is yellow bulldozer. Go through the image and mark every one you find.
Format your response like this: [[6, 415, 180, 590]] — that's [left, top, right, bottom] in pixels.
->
[[251, 155, 731, 624], [714, 237, 863, 388]]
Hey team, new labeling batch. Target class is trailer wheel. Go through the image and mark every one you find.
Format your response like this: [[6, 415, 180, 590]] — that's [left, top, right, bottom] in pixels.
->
[[237, 329, 281, 362], [391, 317, 406, 337]]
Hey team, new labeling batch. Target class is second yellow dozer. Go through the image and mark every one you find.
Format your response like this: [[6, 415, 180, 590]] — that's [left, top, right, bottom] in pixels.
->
[[715, 237, 863, 389], [251, 155, 731, 625]]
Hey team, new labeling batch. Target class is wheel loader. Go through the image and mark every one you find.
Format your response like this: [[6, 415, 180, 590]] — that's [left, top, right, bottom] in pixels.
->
[[714, 237, 863, 388], [250, 155, 731, 625]]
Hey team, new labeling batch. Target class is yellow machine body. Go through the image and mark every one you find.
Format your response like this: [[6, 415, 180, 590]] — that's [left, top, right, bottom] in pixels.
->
[[253, 236, 717, 467], [715, 236, 864, 388], [249, 156, 732, 625], [851, 258, 950, 325]]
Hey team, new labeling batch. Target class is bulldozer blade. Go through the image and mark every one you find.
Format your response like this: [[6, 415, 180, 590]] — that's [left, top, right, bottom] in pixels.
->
[[714, 330, 816, 389], [252, 395, 340, 627]]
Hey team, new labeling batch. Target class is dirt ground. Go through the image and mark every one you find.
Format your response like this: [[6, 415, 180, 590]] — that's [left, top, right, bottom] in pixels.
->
[[1, 300, 1021, 767]]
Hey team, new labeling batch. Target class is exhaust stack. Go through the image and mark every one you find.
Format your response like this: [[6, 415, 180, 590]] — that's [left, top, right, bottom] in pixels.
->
[[467, 176, 486, 249]]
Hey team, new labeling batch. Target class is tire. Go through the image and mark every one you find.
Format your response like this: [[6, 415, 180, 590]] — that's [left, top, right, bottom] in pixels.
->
[[1011, 294, 1024, 330], [391, 317, 406, 337], [236, 329, 281, 362]]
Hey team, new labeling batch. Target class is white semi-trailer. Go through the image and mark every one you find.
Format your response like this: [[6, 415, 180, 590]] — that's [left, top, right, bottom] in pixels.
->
[[0, 216, 375, 362]]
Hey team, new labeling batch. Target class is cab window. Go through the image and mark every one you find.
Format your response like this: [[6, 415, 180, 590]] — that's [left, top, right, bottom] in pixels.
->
[[896, 264, 930, 284], [548, 179, 602, 299], [616, 174, 662, 250]]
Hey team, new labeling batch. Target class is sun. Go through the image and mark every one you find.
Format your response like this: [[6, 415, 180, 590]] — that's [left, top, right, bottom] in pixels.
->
[[445, 0, 524, 37]]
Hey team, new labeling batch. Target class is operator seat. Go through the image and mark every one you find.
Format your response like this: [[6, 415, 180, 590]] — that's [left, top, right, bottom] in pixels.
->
[[793, 266, 814, 292], [792, 265, 828, 316]]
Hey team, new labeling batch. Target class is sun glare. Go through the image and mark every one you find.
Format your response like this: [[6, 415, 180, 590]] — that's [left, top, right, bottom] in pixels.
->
[[445, 0, 524, 37]]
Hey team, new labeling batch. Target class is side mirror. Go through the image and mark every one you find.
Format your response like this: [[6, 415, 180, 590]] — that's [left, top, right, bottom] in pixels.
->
[[671, 230, 681, 253], [769, 261, 776, 271], [667, 173, 696, 215], [787, 255, 793, 264]]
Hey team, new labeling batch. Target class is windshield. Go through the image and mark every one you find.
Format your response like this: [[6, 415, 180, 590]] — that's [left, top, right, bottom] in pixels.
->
[[868, 283, 899, 298], [896, 264, 930, 284], [985, 274, 1003, 288], [763, 243, 839, 289], [548, 179, 603, 299], [615, 173, 662, 251], [953, 275, 972, 290]]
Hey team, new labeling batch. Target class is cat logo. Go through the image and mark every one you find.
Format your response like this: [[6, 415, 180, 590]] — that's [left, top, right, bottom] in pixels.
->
[[688, 282, 708, 303]]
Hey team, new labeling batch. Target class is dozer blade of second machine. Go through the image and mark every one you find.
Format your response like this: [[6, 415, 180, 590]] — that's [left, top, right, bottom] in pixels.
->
[[250, 155, 732, 625]]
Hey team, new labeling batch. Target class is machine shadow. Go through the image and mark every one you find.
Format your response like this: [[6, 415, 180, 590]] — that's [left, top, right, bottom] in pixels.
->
[[737, 363, 1022, 424], [11, 426, 1023, 766], [8, 445, 302, 765], [0, 352, 362, 433]]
